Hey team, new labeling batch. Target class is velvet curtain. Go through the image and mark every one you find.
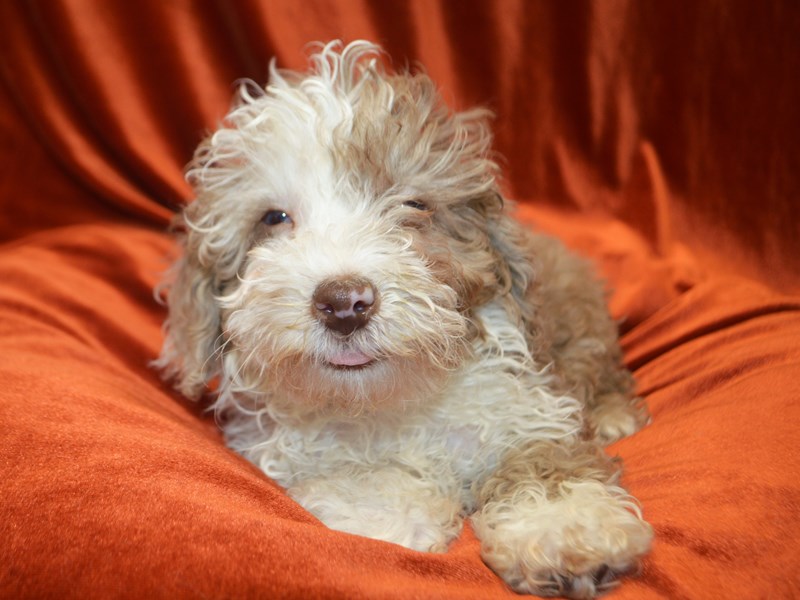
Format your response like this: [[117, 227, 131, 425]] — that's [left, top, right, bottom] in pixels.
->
[[2, 0, 798, 289]]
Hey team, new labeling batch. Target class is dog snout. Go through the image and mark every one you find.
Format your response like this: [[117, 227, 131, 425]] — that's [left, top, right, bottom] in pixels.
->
[[312, 277, 378, 335]]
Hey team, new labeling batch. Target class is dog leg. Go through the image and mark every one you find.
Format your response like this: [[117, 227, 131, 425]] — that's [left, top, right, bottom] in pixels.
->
[[472, 440, 652, 599], [288, 466, 463, 552], [523, 233, 649, 445]]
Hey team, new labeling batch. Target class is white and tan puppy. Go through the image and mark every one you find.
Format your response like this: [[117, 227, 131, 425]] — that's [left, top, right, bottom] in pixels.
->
[[158, 41, 652, 598]]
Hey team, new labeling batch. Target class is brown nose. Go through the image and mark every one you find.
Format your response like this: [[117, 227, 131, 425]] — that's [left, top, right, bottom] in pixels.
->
[[312, 277, 378, 335]]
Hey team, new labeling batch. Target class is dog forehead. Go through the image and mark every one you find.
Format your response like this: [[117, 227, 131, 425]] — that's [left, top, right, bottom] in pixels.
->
[[237, 117, 348, 213], [270, 82, 427, 188], [256, 137, 397, 223], [239, 76, 463, 221], [267, 142, 375, 222]]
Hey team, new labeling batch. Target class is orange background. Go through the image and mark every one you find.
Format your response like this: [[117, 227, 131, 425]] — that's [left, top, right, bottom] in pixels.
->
[[1, 1, 799, 598]]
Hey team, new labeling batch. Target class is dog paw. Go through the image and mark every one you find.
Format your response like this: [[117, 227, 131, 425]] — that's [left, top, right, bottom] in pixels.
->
[[473, 481, 652, 599], [590, 394, 649, 445], [516, 563, 624, 599]]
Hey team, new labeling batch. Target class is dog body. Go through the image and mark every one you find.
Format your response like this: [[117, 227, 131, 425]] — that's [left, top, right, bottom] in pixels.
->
[[159, 41, 652, 598]]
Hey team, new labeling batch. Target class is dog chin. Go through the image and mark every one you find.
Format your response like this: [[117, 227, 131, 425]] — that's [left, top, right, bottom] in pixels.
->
[[264, 352, 452, 417]]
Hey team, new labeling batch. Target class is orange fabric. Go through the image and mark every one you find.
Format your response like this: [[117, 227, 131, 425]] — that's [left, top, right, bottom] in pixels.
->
[[1, 1, 799, 598]]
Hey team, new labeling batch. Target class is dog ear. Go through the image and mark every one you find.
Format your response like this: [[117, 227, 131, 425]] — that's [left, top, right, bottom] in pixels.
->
[[460, 192, 534, 303], [491, 202, 536, 299], [156, 217, 222, 400], [481, 194, 539, 327]]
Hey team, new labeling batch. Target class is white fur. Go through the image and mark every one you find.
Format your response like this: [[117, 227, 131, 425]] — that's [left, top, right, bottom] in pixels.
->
[[158, 40, 652, 598]]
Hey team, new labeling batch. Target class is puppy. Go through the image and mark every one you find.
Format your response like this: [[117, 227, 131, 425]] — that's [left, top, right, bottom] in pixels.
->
[[158, 40, 652, 598]]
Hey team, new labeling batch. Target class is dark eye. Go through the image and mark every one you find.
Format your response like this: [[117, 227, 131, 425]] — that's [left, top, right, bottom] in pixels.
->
[[262, 210, 292, 226], [403, 200, 429, 211]]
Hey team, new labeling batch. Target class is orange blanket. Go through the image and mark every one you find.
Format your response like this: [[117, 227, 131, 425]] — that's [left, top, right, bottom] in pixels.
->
[[2, 2, 799, 598]]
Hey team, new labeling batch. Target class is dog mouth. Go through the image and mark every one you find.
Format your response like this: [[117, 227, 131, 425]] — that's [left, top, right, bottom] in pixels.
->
[[324, 349, 376, 370]]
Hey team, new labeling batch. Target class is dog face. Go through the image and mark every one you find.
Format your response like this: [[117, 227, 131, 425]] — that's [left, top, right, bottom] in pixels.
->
[[159, 41, 525, 414]]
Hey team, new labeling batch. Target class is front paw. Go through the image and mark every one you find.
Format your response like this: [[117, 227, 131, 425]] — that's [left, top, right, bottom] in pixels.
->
[[473, 481, 652, 599], [590, 393, 650, 445]]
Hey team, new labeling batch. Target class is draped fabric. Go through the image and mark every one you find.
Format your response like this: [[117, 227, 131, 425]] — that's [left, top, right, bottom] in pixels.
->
[[1, 1, 798, 598]]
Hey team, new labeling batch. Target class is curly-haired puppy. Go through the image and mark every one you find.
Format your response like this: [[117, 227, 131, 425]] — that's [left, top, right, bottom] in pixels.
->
[[157, 41, 652, 598]]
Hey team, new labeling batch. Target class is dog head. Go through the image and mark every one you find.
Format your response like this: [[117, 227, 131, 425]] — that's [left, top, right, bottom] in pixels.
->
[[158, 41, 532, 415]]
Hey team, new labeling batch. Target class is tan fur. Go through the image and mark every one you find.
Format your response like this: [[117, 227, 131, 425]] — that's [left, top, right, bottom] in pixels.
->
[[157, 41, 652, 598]]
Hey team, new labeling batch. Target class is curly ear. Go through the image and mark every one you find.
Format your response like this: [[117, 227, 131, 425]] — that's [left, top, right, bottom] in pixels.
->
[[155, 223, 222, 400], [485, 197, 540, 328]]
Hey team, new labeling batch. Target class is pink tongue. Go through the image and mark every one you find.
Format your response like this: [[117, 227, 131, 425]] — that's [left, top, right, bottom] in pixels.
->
[[329, 350, 372, 367]]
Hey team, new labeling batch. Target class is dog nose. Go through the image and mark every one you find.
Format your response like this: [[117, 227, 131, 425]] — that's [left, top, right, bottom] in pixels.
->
[[312, 277, 378, 335]]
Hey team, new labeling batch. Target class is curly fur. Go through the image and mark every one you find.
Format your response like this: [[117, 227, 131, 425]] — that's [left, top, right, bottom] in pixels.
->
[[157, 40, 652, 598]]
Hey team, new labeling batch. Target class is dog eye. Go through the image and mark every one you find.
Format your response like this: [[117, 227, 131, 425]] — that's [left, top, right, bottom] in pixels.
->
[[403, 200, 429, 211], [262, 210, 293, 226]]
